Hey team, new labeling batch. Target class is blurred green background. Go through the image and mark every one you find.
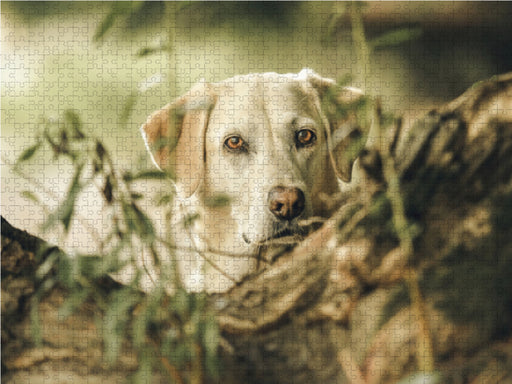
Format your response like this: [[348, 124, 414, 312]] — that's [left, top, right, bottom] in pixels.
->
[[2, 1, 512, 246]]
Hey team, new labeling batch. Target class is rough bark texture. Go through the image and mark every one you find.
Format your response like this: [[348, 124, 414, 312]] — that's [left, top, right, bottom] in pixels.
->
[[3, 73, 512, 383]]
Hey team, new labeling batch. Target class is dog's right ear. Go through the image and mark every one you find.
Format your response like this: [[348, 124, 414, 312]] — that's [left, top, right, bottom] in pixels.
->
[[140, 80, 215, 197], [299, 69, 365, 183]]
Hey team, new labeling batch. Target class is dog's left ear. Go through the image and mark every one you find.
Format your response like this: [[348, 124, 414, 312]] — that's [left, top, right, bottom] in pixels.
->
[[140, 80, 216, 197], [299, 68, 365, 182]]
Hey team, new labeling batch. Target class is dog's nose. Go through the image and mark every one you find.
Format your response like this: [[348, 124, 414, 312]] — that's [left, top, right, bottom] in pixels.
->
[[268, 186, 305, 221]]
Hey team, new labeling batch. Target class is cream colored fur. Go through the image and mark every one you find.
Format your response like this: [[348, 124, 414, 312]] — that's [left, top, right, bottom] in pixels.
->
[[140, 69, 362, 293]]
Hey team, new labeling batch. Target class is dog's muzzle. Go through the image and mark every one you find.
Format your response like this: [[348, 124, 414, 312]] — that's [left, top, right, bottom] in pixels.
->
[[267, 186, 305, 221]]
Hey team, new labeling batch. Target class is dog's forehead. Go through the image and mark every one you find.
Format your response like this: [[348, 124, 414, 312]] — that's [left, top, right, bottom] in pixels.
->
[[210, 72, 315, 120]]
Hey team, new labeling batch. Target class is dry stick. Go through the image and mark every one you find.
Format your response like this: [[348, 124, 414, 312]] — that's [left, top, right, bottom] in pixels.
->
[[375, 100, 435, 373], [348, 1, 435, 373], [338, 348, 367, 384]]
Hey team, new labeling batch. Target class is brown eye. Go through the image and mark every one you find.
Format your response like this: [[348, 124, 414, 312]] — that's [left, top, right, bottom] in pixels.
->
[[296, 129, 316, 147], [224, 136, 245, 151]]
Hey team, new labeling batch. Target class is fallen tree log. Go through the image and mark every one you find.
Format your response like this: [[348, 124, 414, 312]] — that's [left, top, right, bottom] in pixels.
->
[[2, 73, 512, 383]]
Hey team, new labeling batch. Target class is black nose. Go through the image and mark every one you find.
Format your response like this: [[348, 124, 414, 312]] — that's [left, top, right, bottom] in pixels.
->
[[268, 186, 305, 221]]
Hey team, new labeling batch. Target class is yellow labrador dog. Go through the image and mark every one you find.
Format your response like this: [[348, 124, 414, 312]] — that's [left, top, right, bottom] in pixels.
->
[[141, 69, 362, 292]]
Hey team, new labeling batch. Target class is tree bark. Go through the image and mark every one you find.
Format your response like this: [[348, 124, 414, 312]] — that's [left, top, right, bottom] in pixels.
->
[[3, 73, 512, 383]]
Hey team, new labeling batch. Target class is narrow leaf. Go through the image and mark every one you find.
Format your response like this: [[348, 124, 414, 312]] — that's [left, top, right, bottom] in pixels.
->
[[17, 142, 41, 163], [64, 109, 85, 139], [58, 164, 84, 232], [20, 190, 40, 204], [123, 169, 171, 181], [58, 289, 89, 318], [370, 27, 422, 49], [102, 175, 114, 204], [119, 92, 138, 127], [204, 194, 231, 208]]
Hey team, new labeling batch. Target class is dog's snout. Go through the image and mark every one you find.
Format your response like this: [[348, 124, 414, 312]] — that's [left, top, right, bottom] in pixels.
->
[[268, 186, 305, 221]]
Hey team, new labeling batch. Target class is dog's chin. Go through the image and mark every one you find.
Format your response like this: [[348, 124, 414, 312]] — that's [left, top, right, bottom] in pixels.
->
[[242, 222, 309, 247]]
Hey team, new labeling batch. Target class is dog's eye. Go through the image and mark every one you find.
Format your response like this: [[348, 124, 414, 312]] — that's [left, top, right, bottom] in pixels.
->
[[296, 129, 316, 147], [224, 136, 246, 151]]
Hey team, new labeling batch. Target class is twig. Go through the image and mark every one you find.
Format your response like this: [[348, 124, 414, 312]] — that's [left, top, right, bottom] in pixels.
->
[[374, 98, 435, 373], [338, 348, 366, 384]]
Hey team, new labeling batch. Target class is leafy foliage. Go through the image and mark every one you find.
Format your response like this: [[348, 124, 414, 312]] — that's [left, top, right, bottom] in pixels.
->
[[15, 108, 221, 383]]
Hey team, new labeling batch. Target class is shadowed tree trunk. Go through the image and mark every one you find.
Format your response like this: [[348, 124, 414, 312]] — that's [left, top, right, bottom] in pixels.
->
[[3, 73, 512, 383]]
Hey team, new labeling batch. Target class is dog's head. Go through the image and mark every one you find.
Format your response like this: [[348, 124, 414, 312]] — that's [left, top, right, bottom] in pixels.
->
[[141, 69, 363, 253]]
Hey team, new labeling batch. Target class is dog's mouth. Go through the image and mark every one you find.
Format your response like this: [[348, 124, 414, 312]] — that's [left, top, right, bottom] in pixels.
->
[[242, 218, 324, 246]]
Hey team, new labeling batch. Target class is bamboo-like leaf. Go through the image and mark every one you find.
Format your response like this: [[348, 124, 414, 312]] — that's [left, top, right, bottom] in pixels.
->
[[132, 202, 155, 239], [58, 164, 84, 232], [93, 2, 133, 43], [16, 142, 41, 163], [103, 288, 139, 364], [102, 175, 114, 204], [131, 192, 144, 200], [56, 252, 73, 288], [119, 91, 138, 127], [156, 193, 174, 206], [182, 213, 200, 229], [123, 169, 171, 182], [136, 45, 166, 58], [64, 109, 85, 139], [35, 251, 59, 280], [202, 317, 220, 370], [132, 346, 153, 384], [204, 193, 231, 208], [121, 201, 155, 239], [20, 190, 40, 204], [58, 289, 89, 318], [370, 27, 422, 50], [30, 279, 55, 346], [95, 141, 106, 161], [30, 295, 43, 346]]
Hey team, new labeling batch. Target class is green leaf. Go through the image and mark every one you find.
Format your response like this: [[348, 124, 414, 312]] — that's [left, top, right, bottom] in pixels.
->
[[17, 142, 41, 163], [93, 2, 133, 43], [64, 109, 85, 139], [30, 278, 56, 346], [42, 164, 83, 233], [35, 251, 59, 280], [182, 213, 200, 229], [123, 169, 171, 182], [156, 193, 174, 206], [121, 201, 155, 239], [131, 346, 153, 384], [58, 289, 89, 318], [56, 253, 74, 288], [131, 192, 144, 200], [202, 317, 220, 359], [119, 92, 138, 127], [102, 175, 114, 204], [59, 164, 84, 232], [20, 190, 40, 204], [204, 194, 231, 208], [30, 295, 43, 346], [95, 141, 106, 161], [103, 288, 139, 364], [369, 27, 422, 50], [136, 45, 170, 58]]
